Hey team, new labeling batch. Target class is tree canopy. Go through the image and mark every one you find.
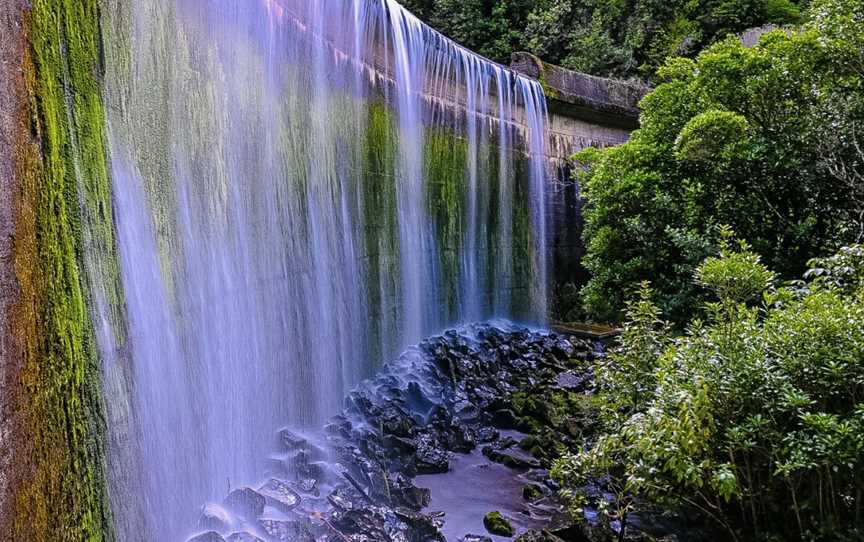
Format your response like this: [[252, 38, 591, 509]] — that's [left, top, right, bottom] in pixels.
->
[[575, 0, 864, 322], [400, 0, 808, 78]]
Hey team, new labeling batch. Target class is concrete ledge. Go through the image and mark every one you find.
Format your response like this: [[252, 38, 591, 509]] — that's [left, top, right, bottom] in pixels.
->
[[511, 52, 648, 130]]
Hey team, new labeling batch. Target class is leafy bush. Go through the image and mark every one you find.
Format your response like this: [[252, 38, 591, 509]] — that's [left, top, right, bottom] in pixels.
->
[[553, 239, 864, 541], [576, 0, 864, 323]]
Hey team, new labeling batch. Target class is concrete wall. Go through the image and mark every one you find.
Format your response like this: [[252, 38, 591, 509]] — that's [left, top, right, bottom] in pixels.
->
[[510, 52, 649, 161]]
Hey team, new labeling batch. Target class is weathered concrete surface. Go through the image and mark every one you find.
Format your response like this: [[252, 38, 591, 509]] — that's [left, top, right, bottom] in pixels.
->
[[511, 52, 647, 127]]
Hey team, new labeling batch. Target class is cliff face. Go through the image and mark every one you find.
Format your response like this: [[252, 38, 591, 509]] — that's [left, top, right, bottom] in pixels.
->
[[0, 2, 642, 539], [0, 0, 118, 539]]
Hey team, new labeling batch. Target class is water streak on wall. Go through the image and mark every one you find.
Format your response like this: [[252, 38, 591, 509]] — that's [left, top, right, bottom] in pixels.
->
[[98, 0, 550, 538]]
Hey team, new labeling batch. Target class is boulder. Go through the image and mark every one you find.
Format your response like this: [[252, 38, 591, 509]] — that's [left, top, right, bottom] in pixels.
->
[[483, 511, 514, 537], [278, 428, 308, 451], [197, 503, 233, 532], [415, 434, 449, 474], [515, 529, 566, 542], [259, 518, 315, 542], [188, 532, 227, 542], [224, 487, 265, 520], [258, 478, 301, 512]]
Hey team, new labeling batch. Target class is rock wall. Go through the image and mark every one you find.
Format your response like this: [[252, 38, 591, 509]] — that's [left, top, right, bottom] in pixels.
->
[[0, 1, 642, 539], [0, 0, 118, 539]]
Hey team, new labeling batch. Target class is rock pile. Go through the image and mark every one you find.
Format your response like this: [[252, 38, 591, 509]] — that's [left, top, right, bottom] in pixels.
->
[[186, 323, 598, 542]]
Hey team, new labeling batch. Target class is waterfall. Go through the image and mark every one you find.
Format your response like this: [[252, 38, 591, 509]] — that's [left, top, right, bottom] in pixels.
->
[[97, 0, 549, 539]]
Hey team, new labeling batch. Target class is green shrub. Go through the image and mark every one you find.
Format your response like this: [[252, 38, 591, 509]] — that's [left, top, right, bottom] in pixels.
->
[[553, 240, 864, 540], [577, 0, 864, 323]]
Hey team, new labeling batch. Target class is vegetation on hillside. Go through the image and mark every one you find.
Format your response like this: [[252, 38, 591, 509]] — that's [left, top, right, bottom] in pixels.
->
[[575, 0, 864, 323], [400, 0, 807, 78], [553, 236, 864, 540]]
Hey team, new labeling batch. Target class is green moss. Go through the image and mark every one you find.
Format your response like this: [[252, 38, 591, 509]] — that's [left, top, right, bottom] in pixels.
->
[[538, 75, 560, 101], [425, 130, 469, 318], [483, 511, 514, 536], [12, 0, 119, 538], [361, 102, 400, 363]]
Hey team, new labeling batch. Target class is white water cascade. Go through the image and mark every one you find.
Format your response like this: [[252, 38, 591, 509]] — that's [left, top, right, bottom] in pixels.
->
[[97, 0, 550, 538]]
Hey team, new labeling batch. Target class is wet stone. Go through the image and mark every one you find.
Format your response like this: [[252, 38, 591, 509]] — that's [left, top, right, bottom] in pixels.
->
[[514, 530, 567, 542], [259, 518, 315, 542], [224, 487, 266, 520], [491, 409, 518, 429], [415, 434, 449, 474], [328, 487, 356, 511], [555, 371, 589, 390], [188, 532, 227, 542], [226, 533, 265, 542], [192, 325, 600, 542], [383, 434, 417, 454], [483, 511, 514, 537], [279, 428, 308, 451], [393, 508, 445, 541], [475, 427, 499, 443], [390, 474, 431, 509], [197, 503, 233, 532], [258, 478, 301, 512], [295, 478, 319, 494], [332, 507, 390, 540]]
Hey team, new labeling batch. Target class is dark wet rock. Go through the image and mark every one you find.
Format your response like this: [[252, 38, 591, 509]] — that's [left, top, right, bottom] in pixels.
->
[[188, 532, 227, 542], [324, 416, 353, 439], [194, 324, 604, 542], [460, 535, 493, 542], [555, 371, 589, 390], [259, 517, 315, 542], [224, 487, 265, 520], [483, 511, 515, 536], [390, 473, 431, 509], [197, 503, 233, 532], [515, 529, 567, 542], [415, 434, 449, 474], [394, 508, 446, 541], [327, 487, 357, 511], [453, 399, 479, 421], [331, 507, 391, 540], [380, 404, 415, 437], [406, 381, 436, 415], [491, 409, 518, 429], [279, 428, 308, 451], [226, 533, 265, 542], [295, 477, 319, 495], [475, 426, 499, 443], [383, 434, 417, 454], [482, 444, 541, 470], [258, 478, 301, 512]]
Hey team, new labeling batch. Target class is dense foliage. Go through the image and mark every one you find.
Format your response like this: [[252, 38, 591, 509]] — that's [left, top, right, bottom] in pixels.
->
[[553, 236, 864, 541], [400, 0, 807, 78], [575, 0, 864, 323]]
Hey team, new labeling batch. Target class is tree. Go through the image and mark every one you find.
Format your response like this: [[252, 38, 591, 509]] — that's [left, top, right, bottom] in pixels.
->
[[576, 0, 864, 322], [400, 0, 808, 79]]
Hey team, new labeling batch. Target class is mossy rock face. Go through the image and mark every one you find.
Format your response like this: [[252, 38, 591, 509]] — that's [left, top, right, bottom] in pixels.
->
[[483, 511, 515, 537], [2, 0, 119, 539]]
